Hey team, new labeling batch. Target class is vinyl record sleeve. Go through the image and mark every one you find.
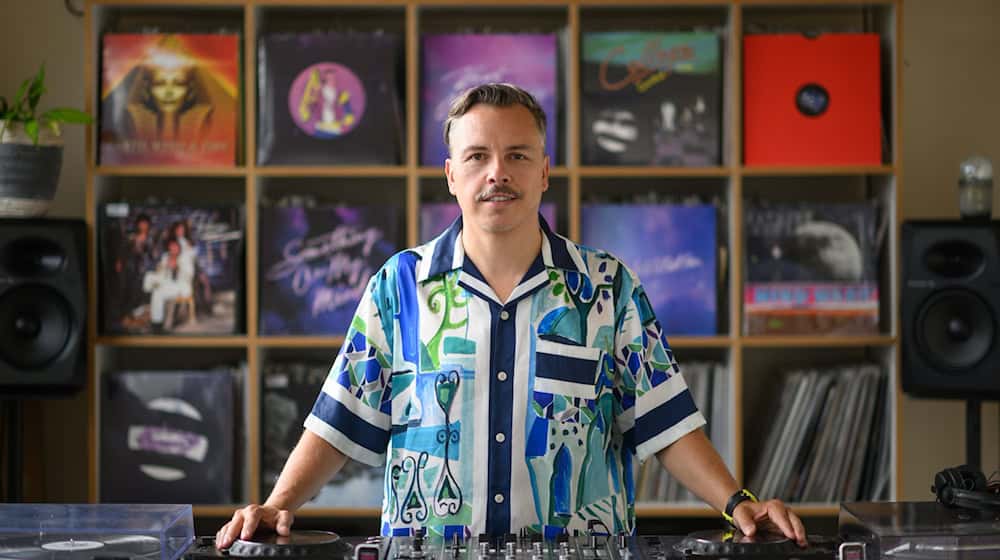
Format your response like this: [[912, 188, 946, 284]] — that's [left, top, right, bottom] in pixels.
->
[[581, 32, 721, 166], [100, 33, 240, 166], [258, 32, 403, 165], [258, 203, 400, 335]]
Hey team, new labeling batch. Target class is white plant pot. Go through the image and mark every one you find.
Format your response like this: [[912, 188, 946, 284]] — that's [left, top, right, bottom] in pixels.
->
[[0, 123, 64, 217]]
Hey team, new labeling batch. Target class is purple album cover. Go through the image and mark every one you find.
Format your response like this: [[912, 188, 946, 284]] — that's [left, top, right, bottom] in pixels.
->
[[581, 203, 717, 335], [259, 204, 400, 335], [421, 34, 559, 166], [419, 201, 558, 243]]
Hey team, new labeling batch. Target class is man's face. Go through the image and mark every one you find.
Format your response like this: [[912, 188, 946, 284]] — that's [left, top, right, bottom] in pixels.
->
[[445, 104, 549, 237]]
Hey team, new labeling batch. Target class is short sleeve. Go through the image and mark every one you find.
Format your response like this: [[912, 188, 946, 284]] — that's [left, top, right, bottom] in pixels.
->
[[304, 268, 396, 466], [615, 272, 705, 463]]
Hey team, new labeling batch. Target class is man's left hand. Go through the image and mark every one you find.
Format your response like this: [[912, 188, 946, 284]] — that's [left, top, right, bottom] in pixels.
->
[[731, 499, 808, 547]]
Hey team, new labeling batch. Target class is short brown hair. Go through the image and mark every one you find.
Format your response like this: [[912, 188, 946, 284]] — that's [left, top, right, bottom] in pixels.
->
[[442, 83, 548, 152]]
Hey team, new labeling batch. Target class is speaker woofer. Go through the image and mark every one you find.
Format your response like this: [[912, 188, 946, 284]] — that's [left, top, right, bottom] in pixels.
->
[[0, 284, 74, 370], [916, 289, 996, 372]]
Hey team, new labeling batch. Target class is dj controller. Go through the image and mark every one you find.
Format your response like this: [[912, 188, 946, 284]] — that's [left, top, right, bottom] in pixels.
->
[[184, 529, 851, 560]]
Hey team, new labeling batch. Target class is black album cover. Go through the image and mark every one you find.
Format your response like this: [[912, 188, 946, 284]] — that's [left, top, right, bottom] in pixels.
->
[[257, 32, 403, 165], [743, 201, 881, 335], [99, 202, 244, 335], [258, 203, 400, 335], [581, 32, 721, 166], [100, 369, 237, 504], [262, 363, 384, 507]]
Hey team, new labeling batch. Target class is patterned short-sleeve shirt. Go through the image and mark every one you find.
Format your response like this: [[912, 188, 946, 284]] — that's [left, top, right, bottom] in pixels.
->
[[305, 216, 705, 538]]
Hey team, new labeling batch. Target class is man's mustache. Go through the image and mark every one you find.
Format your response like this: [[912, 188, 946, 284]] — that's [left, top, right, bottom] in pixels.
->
[[477, 187, 520, 201]]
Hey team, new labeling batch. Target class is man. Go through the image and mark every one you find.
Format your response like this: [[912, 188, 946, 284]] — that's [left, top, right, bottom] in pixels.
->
[[217, 83, 806, 547]]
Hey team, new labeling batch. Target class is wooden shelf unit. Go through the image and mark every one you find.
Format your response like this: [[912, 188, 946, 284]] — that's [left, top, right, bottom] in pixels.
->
[[83, 0, 903, 519]]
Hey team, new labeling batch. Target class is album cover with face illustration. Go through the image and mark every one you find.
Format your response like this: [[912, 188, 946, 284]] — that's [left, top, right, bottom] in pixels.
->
[[99, 202, 244, 336], [100, 33, 240, 166], [581, 203, 718, 335], [743, 201, 881, 335], [258, 32, 403, 165], [258, 203, 401, 335], [581, 31, 721, 166], [421, 33, 559, 166], [100, 369, 237, 504]]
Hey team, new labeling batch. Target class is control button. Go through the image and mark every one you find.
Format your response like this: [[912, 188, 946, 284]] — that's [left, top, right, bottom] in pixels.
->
[[497, 371, 508, 382], [494, 493, 505, 504], [495, 432, 506, 443], [500, 310, 510, 320]]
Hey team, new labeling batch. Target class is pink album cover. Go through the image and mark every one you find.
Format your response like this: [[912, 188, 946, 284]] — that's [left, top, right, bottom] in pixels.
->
[[100, 33, 240, 166]]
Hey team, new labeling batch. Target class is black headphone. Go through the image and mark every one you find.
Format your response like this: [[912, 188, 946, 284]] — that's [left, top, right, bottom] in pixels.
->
[[932, 465, 1000, 511]]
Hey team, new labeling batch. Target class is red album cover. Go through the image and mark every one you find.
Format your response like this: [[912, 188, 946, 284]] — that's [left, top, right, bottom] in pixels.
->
[[743, 33, 881, 166], [100, 33, 240, 166]]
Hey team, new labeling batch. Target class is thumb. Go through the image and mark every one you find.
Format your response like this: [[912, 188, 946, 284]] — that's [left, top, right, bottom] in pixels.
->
[[732, 504, 757, 537]]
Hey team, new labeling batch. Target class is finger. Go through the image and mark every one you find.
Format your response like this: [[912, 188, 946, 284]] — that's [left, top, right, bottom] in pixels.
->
[[214, 526, 226, 549], [222, 511, 245, 548], [241, 506, 262, 540], [762, 501, 796, 541], [732, 504, 757, 537], [275, 510, 294, 536], [789, 512, 808, 546]]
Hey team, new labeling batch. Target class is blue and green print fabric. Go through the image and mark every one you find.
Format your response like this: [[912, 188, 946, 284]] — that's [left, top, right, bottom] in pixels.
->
[[305, 215, 705, 538]]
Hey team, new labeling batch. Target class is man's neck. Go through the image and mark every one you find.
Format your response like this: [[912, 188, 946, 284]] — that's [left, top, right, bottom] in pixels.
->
[[461, 220, 542, 304]]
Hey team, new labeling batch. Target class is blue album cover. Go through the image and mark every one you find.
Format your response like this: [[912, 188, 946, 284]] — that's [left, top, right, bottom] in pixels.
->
[[259, 204, 400, 335], [581, 203, 717, 335]]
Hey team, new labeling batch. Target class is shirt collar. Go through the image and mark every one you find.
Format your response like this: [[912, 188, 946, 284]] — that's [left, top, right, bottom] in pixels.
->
[[417, 212, 588, 282]]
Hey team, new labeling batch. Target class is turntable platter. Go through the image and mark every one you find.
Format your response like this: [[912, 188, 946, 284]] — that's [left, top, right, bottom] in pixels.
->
[[228, 530, 351, 557], [674, 530, 797, 556]]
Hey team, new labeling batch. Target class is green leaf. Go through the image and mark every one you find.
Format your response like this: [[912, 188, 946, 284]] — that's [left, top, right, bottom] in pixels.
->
[[28, 65, 46, 112], [0, 96, 8, 117], [24, 119, 39, 145], [41, 108, 92, 124], [46, 121, 61, 137], [14, 78, 30, 109]]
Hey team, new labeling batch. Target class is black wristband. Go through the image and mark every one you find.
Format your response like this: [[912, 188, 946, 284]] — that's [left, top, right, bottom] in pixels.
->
[[722, 488, 758, 527]]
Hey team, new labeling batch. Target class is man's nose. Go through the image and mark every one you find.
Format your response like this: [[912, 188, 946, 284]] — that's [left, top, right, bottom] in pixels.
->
[[487, 157, 511, 184]]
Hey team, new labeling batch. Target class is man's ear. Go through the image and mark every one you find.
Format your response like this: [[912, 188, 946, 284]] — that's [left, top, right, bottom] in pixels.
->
[[541, 155, 550, 192], [445, 158, 456, 195]]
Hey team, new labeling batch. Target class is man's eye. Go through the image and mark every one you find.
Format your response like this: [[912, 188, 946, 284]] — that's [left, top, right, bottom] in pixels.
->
[[510, 153, 528, 160], [467, 153, 485, 161]]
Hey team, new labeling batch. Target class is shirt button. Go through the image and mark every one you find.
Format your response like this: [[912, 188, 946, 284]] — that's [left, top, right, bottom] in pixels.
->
[[500, 310, 510, 321], [494, 493, 504, 504], [497, 371, 508, 382], [495, 432, 506, 443]]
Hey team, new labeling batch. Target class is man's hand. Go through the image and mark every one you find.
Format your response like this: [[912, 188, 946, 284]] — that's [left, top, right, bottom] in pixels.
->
[[215, 504, 294, 550], [731, 499, 807, 547]]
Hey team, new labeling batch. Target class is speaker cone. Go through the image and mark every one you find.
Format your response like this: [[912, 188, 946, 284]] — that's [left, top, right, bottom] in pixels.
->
[[0, 284, 74, 370], [916, 289, 996, 372]]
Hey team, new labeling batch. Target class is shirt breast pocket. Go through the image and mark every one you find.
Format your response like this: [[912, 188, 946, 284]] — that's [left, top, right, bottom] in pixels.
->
[[532, 340, 604, 424]]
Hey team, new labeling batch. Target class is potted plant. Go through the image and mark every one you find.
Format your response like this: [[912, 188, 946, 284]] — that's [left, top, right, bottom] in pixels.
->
[[0, 63, 92, 217]]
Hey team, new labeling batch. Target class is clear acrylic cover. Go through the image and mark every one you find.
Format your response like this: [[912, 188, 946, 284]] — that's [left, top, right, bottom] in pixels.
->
[[840, 501, 1000, 559], [0, 504, 194, 560]]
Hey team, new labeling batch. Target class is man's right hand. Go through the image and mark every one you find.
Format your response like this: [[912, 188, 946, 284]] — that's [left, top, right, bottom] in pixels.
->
[[215, 504, 294, 550]]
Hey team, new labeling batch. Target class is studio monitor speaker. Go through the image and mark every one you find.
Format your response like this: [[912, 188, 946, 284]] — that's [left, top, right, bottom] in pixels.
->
[[901, 220, 1000, 399], [0, 218, 87, 396]]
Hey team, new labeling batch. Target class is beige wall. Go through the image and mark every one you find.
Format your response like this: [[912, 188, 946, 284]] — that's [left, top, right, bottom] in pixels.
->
[[2, 0, 999, 504], [900, 0, 1000, 500]]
